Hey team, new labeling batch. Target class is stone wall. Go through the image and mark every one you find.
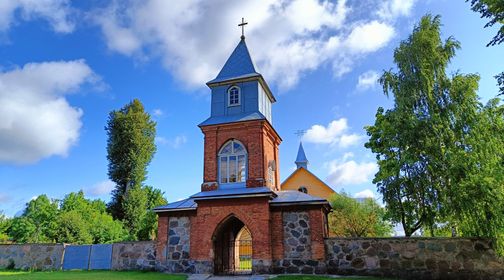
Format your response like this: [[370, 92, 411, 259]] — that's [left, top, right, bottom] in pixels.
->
[[111, 241, 156, 270], [283, 211, 311, 259], [0, 244, 64, 270], [325, 237, 504, 280], [0, 242, 156, 271]]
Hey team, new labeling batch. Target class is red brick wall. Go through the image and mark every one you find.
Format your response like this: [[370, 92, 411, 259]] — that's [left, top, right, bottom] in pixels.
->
[[190, 197, 272, 261], [270, 210, 284, 260], [309, 208, 326, 260], [156, 214, 169, 263], [200, 120, 281, 191]]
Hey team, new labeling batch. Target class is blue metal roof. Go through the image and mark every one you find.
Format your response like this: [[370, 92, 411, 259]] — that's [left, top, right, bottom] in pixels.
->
[[295, 142, 309, 169], [270, 190, 329, 206], [191, 187, 273, 200], [199, 111, 267, 127], [207, 38, 259, 84], [153, 197, 197, 212]]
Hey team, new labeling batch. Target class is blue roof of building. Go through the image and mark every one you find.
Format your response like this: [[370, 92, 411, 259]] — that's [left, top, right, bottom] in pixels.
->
[[270, 190, 328, 206], [199, 111, 267, 127], [207, 38, 259, 85], [191, 187, 273, 200], [152, 197, 197, 212], [295, 142, 308, 165], [153, 188, 330, 213]]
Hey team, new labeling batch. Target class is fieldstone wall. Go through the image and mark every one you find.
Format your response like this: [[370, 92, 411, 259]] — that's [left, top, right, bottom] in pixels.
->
[[0, 244, 64, 270], [110, 241, 156, 270], [283, 211, 311, 259], [325, 237, 504, 280], [167, 217, 190, 261]]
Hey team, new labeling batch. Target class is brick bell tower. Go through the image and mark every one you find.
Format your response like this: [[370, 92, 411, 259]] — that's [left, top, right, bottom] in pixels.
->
[[199, 36, 281, 192]]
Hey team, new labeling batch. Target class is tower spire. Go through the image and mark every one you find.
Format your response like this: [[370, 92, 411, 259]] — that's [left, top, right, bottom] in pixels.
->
[[295, 142, 309, 170]]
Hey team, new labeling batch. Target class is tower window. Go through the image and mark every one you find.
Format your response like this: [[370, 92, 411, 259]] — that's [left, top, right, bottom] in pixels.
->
[[219, 140, 247, 186], [228, 86, 240, 106], [298, 186, 308, 194]]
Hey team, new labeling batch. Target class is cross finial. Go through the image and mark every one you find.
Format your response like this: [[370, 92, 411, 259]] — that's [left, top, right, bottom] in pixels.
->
[[294, 130, 306, 138], [238, 17, 248, 40]]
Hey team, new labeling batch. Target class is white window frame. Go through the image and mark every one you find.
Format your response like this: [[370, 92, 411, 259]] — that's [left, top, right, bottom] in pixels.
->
[[228, 86, 241, 107], [218, 140, 247, 187]]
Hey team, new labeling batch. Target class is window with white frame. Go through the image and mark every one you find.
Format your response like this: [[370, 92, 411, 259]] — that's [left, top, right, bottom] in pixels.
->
[[228, 86, 240, 106], [219, 140, 247, 184]]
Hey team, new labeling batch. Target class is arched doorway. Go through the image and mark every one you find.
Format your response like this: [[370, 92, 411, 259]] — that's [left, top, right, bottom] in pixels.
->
[[213, 216, 253, 275]]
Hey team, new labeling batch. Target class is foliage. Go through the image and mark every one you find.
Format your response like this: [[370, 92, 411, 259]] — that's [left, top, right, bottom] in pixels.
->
[[328, 192, 393, 237], [0, 212, 12, 243], [467, 0, 504, 46], [137, 186, 167, 241], [106, 99, 157, 221], [8, 195, 59, 243], [365, 14, 504, 244], [56, 191, 127, 244]]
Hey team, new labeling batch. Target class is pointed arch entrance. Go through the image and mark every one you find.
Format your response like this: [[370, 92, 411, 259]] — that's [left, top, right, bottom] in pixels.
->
[[213, 215, 253, 275]]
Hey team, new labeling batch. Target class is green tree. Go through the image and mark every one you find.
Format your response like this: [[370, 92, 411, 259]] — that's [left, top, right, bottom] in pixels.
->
[[466, 0, 504, 95], [122, 185, 147, 239], [0, 212, 11, 243], [57, 191, 127, 244], [467, 0, 504, 46], [328, 193, 392, 237], [14, 195, 59, 242], [365, 15, 504, 241], [137, 186, 167, 240], [106, 99, 157, 221]]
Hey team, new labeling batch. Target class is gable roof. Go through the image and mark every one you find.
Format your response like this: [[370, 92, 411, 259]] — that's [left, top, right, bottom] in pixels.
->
[[281, 167, 335, 194]]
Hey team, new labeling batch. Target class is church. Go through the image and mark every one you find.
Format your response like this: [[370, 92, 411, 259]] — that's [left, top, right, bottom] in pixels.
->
[[154, 30, 331, 275]]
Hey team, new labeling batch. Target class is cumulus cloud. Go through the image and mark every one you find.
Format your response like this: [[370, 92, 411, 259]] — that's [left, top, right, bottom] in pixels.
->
[[354, 189, 375, 199], [93, 0, 414, 90], [86, 180, 115, 196], [0, 60, 98, 164], [357, 70, 379, 90], [378, 0, 416, 21], [325, 154, 377, 186], [0, 0, 75, 33], [303, 118, 362, 148], [156, 135, 187, 149]]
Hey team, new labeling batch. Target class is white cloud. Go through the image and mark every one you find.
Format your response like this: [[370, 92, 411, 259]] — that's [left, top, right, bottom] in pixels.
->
[[378, 0, 416, 21], [345, 21, 395, 54], [93, 0, 412, 90], [325, 154, 377, 186], [86, 180, 115, 196], [354, 189, 375, 199], [152, 109, 163, 117], [156, 135, 187, 149], [0, 60, 98, 164], [0, 0, 75, 33], [357, 70, 379, 90], [303, 118, 362, 148]]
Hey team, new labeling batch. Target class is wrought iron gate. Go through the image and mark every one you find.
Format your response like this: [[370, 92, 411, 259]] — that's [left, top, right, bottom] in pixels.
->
[[216, 240, 252, 275]]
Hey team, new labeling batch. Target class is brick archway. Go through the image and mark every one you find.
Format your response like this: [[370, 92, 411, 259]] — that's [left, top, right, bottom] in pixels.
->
[[212, 214, 252, 275]]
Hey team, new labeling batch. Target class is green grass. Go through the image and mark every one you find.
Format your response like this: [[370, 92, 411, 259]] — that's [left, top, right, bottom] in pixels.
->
[[0, 270, 187, 280], [274, 276, 394, 280]]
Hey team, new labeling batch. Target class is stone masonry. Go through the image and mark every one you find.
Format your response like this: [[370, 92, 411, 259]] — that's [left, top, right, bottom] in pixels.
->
[[0, 244, 64, 270], [325, 237, 504, 280], [283, 211, 311, 259], [110, 241, 156, 270]]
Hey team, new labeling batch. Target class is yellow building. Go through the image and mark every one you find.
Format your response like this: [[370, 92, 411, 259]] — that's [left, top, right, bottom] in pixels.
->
[[280, 142, 336, 200]]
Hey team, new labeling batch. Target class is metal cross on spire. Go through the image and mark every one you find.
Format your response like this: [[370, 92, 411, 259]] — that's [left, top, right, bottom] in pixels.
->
[[294, 130, 306, 138], [238, 17, 248, 39]]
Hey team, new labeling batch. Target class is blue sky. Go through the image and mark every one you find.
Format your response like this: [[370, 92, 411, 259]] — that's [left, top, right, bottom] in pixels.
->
[[0, 0, 502, 217]]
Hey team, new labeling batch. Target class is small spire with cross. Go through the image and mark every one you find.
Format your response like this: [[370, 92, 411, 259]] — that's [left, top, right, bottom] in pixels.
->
[[238, 17, 248, 40]]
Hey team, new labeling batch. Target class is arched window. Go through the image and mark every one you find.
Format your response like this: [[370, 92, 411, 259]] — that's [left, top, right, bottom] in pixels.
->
[[219, 140, 247, 186], [298, 186, 308, 194], [228, 86, 240, 106]]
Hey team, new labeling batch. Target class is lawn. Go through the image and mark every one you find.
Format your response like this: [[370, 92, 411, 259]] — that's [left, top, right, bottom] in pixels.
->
[[274, 276, 394, 280], [0, 270, 187, 280]]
